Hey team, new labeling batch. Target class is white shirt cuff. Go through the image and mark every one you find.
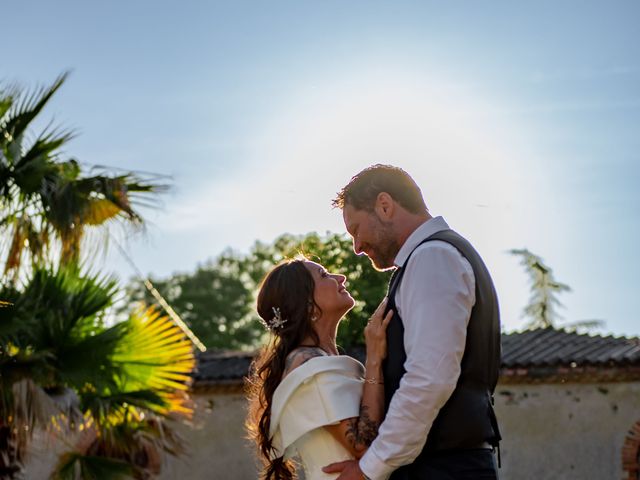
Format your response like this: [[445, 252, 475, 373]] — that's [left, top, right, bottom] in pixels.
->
[[359, 448, 395, 480]]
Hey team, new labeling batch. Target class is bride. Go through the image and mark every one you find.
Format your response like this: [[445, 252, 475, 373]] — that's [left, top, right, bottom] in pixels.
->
[[246, 257, 392, 480]]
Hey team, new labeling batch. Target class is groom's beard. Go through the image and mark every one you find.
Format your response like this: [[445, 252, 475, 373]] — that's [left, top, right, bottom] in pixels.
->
[[366, 218, 400, 271]]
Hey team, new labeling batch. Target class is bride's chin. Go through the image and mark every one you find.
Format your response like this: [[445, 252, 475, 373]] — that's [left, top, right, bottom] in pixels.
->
[[342, 299, 356, 315], [332, 298, 356, 321]]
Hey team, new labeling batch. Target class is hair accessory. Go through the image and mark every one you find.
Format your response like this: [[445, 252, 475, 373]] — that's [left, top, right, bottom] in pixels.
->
[[265, 306, 288, 331]]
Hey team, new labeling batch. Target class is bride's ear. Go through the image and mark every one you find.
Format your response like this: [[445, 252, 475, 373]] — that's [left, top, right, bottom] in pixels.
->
[[375, 192, 394, 220]]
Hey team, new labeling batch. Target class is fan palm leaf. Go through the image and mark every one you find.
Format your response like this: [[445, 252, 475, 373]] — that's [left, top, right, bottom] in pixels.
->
[[80, 390, 166, 426], [4, 266, 118, 348], [0, 73, 68, 160], [0, 90, 13, 122], [112, 307, 195, 416], [4, 216, 29, 274], [53, 452, 132, 480], [1, 74, 167, 276], [83, 199, 125, 226], [39, 169, 167, 266], [53, 414, 184, 480], [0, 266, 120, 425], [1, 73, 187, 478], [11, 128, 75, 196], [1, 266, 195, 478]]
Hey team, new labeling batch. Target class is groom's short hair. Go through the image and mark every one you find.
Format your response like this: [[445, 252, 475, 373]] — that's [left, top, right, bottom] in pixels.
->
[[332, 164, 428, 214]]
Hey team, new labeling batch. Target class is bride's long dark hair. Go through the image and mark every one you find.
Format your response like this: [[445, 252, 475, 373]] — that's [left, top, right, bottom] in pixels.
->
[[246, 258, 321, 480]]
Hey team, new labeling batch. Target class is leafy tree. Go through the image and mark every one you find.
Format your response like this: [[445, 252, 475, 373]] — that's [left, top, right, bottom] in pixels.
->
[[125, 262, 261, 351], [126, 232, 391, 350], [510, 248, 603, 331]]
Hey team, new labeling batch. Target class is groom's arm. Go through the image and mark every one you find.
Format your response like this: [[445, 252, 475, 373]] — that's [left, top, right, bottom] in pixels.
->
[[359, 241, 475, 480]]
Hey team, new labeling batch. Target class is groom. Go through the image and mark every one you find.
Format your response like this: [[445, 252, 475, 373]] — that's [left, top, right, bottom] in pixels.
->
[[324, 165, 501, 480]]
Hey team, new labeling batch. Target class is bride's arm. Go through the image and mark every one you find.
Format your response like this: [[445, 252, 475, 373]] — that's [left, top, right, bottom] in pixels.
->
[[324, 299, 392, 459], [324, 356, 385, 458]]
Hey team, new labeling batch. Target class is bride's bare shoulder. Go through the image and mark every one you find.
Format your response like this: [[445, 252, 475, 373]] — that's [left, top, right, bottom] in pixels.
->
[[282, 346, 328, 378]]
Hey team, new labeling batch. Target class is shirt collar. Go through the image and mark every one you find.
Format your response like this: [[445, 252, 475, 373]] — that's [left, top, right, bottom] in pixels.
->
[[394, 216, 450, 267]]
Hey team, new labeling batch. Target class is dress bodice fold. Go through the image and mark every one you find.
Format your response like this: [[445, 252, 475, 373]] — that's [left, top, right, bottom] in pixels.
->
[[269, 355, 365, 479]]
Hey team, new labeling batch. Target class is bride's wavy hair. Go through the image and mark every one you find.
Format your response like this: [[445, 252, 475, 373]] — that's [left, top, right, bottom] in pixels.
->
[[246, 257, 321, 480]]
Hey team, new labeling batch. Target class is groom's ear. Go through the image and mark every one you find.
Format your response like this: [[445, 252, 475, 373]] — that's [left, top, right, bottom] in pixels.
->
[[374, 192, 394, 220]]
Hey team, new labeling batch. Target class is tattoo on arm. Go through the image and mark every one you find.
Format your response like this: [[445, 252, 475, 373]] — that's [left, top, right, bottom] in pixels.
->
[[344, 406, 379, 449], [283, 347, 327, 375]]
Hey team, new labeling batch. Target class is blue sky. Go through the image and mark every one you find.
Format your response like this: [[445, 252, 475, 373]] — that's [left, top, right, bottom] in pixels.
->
[[5, 1, 640, 336]]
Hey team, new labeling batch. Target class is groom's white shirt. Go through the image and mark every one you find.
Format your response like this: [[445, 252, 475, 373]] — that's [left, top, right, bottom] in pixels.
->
[[359, 216, 476, 480]]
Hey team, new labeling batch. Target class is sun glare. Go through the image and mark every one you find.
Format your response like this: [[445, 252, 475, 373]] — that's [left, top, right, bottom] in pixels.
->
[[158, 68, 533, 330], [246, 70, 527, 246]]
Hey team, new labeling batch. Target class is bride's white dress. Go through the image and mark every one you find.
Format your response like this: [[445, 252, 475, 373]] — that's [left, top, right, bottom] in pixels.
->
[[270, 355, 365, 480]]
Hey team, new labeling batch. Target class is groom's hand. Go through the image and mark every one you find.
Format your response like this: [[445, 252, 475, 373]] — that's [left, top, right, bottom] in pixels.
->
[[322, 459, 366, 479]]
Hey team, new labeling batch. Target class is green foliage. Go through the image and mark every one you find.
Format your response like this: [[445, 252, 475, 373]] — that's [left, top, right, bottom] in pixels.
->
[[54, 453, 132, 480], [509, 248, 570, 329], [52, 412, 184, 480], [0, 266, 194, 479], [126, 232, 390, 350], [125, 264, 261, 351], [0, 73, 167, 279], [0, 74, 189, 479], [510, 248, 603, 331], [0, 266, 122, 394], [272, 232, 391, 348]]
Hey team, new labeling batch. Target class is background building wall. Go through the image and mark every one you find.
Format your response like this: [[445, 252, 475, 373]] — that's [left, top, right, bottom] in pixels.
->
[[494, 381, 640, 479], [160, 381, 640, 479], [21, 391, 260, 480], [22, 381, 640, 479], [159, 391, 260, 480]]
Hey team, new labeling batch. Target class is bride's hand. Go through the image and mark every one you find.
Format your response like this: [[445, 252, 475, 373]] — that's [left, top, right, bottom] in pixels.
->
[[364, 297, 393, 362]]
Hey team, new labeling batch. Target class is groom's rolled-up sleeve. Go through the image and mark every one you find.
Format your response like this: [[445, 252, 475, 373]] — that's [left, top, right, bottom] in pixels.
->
[[359, 241, 476, 480]]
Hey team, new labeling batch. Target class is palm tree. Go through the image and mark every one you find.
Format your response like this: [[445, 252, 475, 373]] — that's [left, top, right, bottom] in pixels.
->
[[510, 248, 603, 331], [0, 266, 194, 479], [0, 74, 195, 478], [0, 73, 167, 279]]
